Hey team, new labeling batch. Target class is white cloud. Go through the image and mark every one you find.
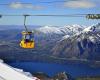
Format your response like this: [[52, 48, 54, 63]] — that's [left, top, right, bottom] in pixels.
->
[[10, 2, 23, 9], [9, 2, 45, 10], [25, 4, 45, 10], [63, 0, 96, 8]]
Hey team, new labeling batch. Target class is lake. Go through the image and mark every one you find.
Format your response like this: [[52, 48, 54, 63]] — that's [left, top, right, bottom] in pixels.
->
[[6, 61, 100, 78]]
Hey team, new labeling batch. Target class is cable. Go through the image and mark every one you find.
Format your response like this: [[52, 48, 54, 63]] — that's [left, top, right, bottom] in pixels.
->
[[0, 14, 87, 17], [24, 15, 29, 32], [0, 14, 99, 19], [0, 15, 2, 18]]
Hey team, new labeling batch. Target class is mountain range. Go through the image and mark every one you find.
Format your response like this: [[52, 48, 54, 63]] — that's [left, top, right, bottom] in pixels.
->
[[0, 23, 100, 62], [52, 23, 100, 61]]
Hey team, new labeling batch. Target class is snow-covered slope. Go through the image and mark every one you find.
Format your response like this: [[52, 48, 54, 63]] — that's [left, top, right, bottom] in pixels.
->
[[60, 24, 84, 35], [37, 26, 63, 34], [83, 23, 100, 32], [36, 25, 84, 35], [61, 35, 70, 41], [81, 23, 100, 43], [0, 60, 39, 80], [34, 25, 84, 42]]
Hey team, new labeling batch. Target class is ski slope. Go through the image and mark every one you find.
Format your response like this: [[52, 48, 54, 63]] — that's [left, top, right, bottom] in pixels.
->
[[0, 61, 39, 80]]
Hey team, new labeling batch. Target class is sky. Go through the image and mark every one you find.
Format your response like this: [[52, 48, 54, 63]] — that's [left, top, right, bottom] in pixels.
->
[[0, 0, 100, 26]]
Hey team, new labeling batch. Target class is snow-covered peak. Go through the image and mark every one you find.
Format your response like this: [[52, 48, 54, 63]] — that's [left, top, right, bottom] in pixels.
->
[[59, 35, 70, 41], [88, 36, 96, 42], [83, 26, 92, 32], [63, 24, 84, 30], [83, 23, 100, 32], [37, 26, 62, 34], [61, 35, 70, 41], [60, 24, 84, 35], [63, 24, 84, 29], [36, 24, 84, 35], [63, 35, 70, 39]]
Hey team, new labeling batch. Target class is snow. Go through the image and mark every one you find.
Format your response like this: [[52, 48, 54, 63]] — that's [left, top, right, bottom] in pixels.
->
[[97, 34, 100, 37], [37, 23, 100, 36], [35, 24, 85, 42], [83, 23, 100, 32], [13, 68, 33, 78], [60, 25, 83, 35], [0, 59, 3, 63], [89, 36, 95, 42], [62, 35, 70, 40], [83, 26, 92, 32], [0, 61, 39, 80], [35, 23, 100, 44], [36, 24, 84, 35], [37, 26, 62, 34]]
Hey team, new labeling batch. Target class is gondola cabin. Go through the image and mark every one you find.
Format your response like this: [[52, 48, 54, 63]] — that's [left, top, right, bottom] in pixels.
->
[[20, 31, 35, 48], [86, 14, 100, 19]]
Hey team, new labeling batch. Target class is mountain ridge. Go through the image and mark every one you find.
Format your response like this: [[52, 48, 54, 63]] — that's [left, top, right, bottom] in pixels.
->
[[0, 23, 100, 61], [52, 23, 100, 60]]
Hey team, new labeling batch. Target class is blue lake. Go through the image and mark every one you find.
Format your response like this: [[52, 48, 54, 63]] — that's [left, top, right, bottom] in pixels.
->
[[7, 62, 100, 78]]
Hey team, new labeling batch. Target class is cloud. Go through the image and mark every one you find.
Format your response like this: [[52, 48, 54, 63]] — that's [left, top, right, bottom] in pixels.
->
[[63, 0, 96, 8], [9, 2, 45, 10]]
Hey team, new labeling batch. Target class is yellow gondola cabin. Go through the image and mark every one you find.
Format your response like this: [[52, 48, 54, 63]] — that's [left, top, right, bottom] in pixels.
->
[[20, 31, 35, 48]]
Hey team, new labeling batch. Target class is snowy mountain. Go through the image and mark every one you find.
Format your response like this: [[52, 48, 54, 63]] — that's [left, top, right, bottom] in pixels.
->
[[52, 23, 100, 60], [36, 26, 63, 34], [35, 24, 84, 35], [83, 23, 100, 32], [34, 25, 84, 42], [60, 24, 84, 35], [61, 35, 70, 41], [82, 23, 100, 43], [0, 23, 100, 61]]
